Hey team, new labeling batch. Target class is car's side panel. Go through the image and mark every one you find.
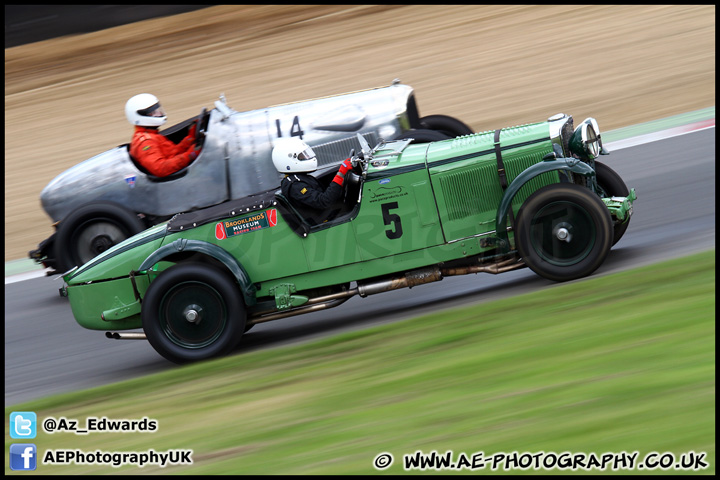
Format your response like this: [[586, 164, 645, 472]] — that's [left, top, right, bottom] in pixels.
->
[[252, 234, 496, 298], [353, 144, 444, 261], [427, 132, 504, 242], [41, 114, 231, 221], [175, 207, 311, 283], [354, 170, 444, 261], [225, 109, 279, 199], [40, 147, 143, 223], [427, 124, 560, 242], [67, 275, 148, 330], [262, 84, 413, 150], [303, 223, 363, 270]]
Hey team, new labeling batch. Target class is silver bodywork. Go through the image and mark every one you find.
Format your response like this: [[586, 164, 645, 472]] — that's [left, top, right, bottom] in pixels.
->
[[40, 82, 416, 222]]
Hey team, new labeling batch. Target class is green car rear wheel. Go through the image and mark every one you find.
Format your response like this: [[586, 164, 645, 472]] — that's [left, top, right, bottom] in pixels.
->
[[142, 262, 246, 363]]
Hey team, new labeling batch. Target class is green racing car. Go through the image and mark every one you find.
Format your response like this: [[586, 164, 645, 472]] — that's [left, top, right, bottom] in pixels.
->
[[61, 114, 636, 363]]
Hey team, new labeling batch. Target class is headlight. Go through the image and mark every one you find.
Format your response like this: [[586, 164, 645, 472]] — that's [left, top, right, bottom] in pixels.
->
[[569, 118, 601, 159]]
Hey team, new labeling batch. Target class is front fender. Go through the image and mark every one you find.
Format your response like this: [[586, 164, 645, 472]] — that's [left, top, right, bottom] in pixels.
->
[[495, 157, 596, 247], [138, 238, 257, 306]]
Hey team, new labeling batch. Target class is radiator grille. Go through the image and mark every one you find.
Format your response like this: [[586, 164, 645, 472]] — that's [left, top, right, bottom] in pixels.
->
[[313, 132, 378, 167]]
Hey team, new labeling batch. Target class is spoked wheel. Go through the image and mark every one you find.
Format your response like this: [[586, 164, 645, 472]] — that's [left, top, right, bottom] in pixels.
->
[[515, 183, 613, 282], [54, 202, 146, 271], [142, 262, 246, 363], [594, 161, 631, 246], [73, 221, 125, 265]]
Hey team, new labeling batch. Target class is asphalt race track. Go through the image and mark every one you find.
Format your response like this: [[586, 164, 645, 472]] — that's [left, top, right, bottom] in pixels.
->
[[4, 129, 715, 406]]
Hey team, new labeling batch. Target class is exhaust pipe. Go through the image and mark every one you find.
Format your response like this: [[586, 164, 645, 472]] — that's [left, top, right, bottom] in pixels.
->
[[248, 297, 352, 325], [357, 266, 443, 297], [245, 257, 525, 325], [247, 267, 444, 324], [106, 331, 147, 340], [442, 257, 525, 276], [354, 258, 523, 299]]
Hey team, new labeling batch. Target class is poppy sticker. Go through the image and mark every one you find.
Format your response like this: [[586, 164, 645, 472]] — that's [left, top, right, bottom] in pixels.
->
[[215, 222, 227, 240], [266, 208, 277, 227]]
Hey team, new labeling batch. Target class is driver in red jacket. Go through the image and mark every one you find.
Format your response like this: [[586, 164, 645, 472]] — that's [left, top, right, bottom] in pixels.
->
[[126, 93, 201, 177]]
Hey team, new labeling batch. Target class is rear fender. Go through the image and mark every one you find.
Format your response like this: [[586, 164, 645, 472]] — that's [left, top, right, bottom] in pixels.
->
[[138, 238, 257, 306], [495, 157, 596, 249]]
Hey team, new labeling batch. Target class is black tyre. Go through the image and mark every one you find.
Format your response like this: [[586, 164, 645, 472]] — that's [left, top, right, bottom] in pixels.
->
[[54, 202, 146, 271], [515, 183, 613, 282], [419, 114, 474, 137], [594, 161, 631, 246], [396, 128, 451, 144], [142, 262, 246, 364]]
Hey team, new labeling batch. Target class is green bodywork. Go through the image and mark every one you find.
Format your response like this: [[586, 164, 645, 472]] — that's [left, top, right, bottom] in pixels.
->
[[64, 116, 636, 331], [602, 188, 637, 223]]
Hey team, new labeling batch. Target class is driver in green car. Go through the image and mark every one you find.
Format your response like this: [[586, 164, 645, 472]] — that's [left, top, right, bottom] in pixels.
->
[[273, 137, 353, 223]]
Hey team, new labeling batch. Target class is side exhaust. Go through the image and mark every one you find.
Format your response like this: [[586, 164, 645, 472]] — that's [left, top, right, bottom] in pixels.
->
[[442, 257, 524, 276], [248, 266, 447, 325], [356, 257, 524, 297], [357, 266, 443, 297], [106, 331, 146, 340]]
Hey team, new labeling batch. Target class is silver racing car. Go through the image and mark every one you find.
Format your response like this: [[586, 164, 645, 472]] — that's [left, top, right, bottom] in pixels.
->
[[29, 80, 473, 273]]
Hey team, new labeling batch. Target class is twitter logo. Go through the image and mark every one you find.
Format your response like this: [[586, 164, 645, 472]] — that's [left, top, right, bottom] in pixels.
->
[[10, 412, 37, 439]]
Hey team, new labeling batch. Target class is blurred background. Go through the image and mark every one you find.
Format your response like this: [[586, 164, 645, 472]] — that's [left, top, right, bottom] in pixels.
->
[[5, 5, 210, 47], [4, 5, 715, 262]]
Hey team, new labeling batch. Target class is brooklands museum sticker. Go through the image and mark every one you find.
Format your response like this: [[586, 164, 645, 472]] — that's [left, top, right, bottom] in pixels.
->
[[216, 209, 277, 240]]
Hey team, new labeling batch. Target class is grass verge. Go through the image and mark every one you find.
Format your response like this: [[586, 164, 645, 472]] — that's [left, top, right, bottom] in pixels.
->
[[5, 251, 715, 475]]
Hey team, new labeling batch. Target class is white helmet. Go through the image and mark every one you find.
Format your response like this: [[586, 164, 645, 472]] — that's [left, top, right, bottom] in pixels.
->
[[125, 93, 167, 127], [272, 137, 318, 173]]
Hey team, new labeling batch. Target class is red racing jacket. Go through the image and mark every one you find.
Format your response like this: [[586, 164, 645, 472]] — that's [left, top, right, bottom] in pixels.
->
[[130, 125, 197, 177]]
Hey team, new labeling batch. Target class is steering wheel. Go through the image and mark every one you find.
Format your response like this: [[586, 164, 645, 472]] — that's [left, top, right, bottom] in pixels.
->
[[194, 107, 207, 145]]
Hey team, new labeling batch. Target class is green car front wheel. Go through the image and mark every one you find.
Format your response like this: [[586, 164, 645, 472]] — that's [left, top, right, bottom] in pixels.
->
[[515, 183, 613, 282]]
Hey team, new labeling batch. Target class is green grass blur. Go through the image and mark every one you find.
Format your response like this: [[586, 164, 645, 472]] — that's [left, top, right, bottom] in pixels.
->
[[5, 250, 715, 475]]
